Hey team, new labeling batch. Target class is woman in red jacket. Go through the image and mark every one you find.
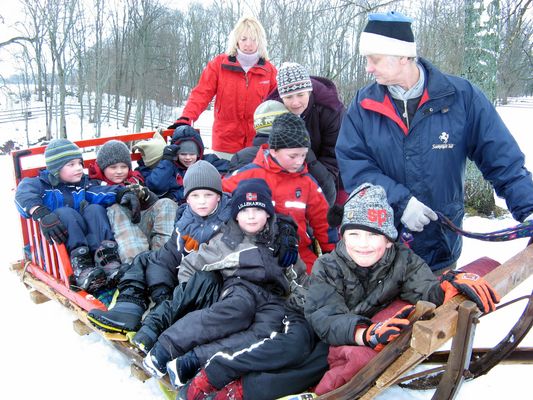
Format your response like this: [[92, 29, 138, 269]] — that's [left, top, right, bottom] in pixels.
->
[[168, 16, 277, 160]]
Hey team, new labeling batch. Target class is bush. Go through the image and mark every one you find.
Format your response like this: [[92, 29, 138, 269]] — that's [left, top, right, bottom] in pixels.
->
[[464, 160, 505, 217]]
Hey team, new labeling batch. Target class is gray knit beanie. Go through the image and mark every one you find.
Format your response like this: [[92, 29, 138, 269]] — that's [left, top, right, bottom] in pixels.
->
[[183, 160, 223, 198], [277, 62, 313, 98], [269, 113, 310, 149], [254, 100, 289, 134], [341, 182, 398, 240], [96, 140, 132, 171], [45, 139, 83, 177]]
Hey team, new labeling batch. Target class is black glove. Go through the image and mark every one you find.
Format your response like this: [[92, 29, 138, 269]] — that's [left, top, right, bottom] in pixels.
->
[[167, 116, 191, 130], [116, 188, 141, 223], [272, 214, 299, 268], [126, 184, 158, 209], [162, 144, 180, 161], [32, 206, 68, 244]]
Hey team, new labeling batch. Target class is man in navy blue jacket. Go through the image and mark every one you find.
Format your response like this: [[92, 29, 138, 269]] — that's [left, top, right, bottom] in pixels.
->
[[336, 11, 533, 272]]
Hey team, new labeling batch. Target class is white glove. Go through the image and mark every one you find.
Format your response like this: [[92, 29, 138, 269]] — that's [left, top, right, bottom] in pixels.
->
[[401, 197, 438, 232]]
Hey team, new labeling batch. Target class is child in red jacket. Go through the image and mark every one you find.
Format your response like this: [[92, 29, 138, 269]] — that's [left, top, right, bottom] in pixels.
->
[[223, 112, 338, 272]]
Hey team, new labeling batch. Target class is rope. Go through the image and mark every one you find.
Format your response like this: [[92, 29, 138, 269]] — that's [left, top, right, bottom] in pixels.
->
[[436, 211, 533, 242]]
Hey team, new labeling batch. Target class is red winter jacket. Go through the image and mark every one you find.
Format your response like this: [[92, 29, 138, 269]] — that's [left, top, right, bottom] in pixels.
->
[[181, 54, 277, 153], [222, 144, 338, 271]]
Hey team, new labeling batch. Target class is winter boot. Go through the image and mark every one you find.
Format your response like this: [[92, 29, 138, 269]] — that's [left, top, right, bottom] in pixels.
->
[[70, 246, 107, 294], [167, 351, 201, 388], [88, 297, 145, 333], [94, 240, 123, 287]]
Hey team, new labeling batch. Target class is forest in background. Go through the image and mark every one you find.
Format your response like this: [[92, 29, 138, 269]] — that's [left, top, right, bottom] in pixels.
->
[[0, 0, 531, 140]]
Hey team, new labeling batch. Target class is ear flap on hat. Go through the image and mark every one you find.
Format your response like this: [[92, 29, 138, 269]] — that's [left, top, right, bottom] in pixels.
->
[[327, 204, 344, 228]]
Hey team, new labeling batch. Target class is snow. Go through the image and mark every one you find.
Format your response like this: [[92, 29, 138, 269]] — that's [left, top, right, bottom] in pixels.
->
[[1, 97, 532, 399]]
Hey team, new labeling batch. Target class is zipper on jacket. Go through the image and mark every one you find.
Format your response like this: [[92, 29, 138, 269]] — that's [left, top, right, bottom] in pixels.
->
[[403, 99, 409, 129], [245, 73, 249, 88]]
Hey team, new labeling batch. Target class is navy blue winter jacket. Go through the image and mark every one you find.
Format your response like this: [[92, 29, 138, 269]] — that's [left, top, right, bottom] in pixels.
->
[[336, 58, 533, 271]]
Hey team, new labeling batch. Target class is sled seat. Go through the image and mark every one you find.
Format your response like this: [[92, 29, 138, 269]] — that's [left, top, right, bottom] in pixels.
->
[[11, 130, 175, 312]]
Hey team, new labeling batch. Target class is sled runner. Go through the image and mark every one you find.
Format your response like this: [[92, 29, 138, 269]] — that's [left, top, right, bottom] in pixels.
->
[[9, 132, 533, 399]]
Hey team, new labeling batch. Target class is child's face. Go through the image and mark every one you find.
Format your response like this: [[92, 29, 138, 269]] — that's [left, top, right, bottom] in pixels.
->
[[179, 153, 198, 168], [103, 162, 129, 184], [186, 189, 221, 217], [343, 228, 393, 268], [236, 207, 269, 235], [58, 159, 84, 183], [270, 148, 308, 172]]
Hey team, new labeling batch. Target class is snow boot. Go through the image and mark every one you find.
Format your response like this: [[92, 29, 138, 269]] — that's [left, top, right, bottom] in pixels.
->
[[143, 344, 172, 378], [94, 240, 123, 287], [87, 298, 145, 334], [70, 246, 106, 294], [167, 351, 201, 388]]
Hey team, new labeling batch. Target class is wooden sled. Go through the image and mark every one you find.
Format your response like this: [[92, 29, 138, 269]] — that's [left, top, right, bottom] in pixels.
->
[[316, 244, 533, 399], [10, 133, 533, 399], [11, 130, 175, 312]]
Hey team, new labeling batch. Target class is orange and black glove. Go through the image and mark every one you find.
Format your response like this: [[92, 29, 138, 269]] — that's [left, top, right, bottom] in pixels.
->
[[362, 305, 414, 352], [440, 270, 500, 313]]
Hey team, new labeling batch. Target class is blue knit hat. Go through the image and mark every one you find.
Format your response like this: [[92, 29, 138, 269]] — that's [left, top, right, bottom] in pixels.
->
[[359, 11, 417, 57], [45, 139, 83, 178], [231, 178, 275, 220]]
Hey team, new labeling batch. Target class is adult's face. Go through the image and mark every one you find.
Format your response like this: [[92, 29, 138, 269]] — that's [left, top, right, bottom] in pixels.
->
[[365, 55, 405, 86], [237, 30, 259, 54], [281, 91, 311, 116]]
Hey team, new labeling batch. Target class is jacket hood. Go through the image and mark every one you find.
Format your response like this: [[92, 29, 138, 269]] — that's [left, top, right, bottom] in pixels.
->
[[308, 76, 345, 112], [171, 125, 206, 158]]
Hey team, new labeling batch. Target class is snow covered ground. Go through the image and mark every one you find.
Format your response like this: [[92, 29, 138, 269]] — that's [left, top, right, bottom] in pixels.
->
[[0, 98, 532, 399]]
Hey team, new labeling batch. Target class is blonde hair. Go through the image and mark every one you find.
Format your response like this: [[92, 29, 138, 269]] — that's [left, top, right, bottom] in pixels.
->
[[226, 16, 269, 59]]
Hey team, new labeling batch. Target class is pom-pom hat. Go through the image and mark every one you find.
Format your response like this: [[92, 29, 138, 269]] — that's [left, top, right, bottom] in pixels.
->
[[359, 11, 417, 57]]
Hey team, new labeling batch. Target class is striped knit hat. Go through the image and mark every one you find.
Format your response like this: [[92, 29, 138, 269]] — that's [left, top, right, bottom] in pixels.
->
[[359, 12, 417, 57], [45, 139, 83, 177], [277, 62, 313, 98], [341, 182, 398, 240]]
